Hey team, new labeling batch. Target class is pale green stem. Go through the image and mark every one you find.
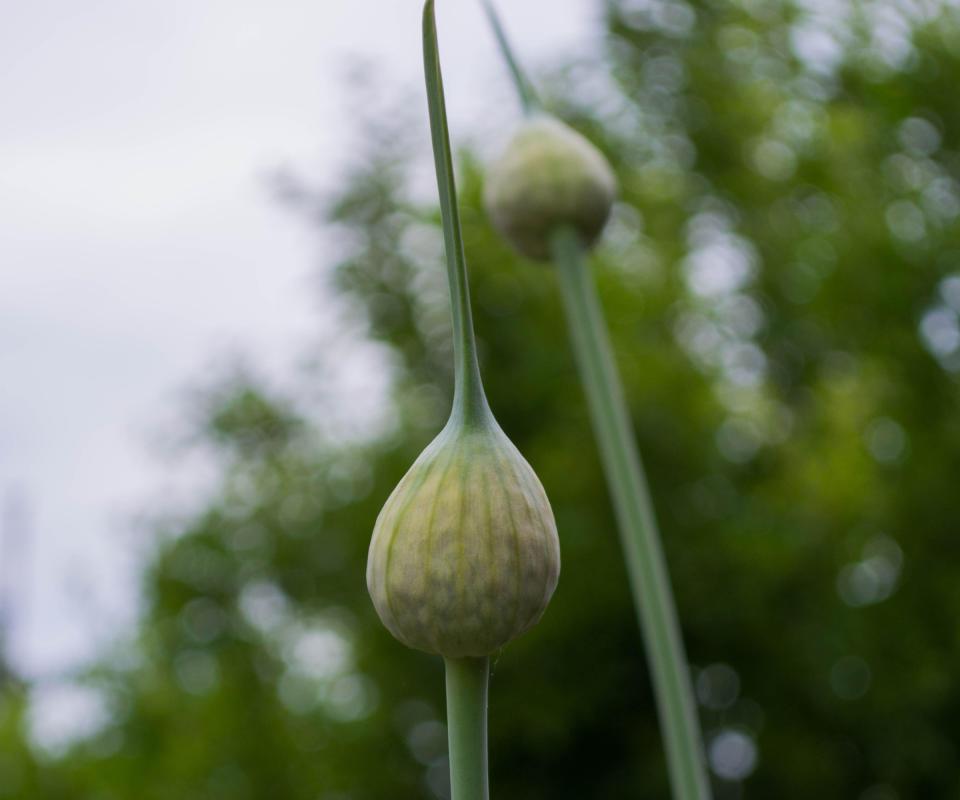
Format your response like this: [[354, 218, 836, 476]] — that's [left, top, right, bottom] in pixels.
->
[[423, 0, 490, 428], [551, 228, 712, 800], [479, 1, 711, 791], [479, 0, 539, 115], [445, 657, 490, 800], [423, 4, 493, 796]]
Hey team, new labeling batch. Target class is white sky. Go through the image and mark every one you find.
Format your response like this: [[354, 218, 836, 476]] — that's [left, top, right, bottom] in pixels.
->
[[0, 0, 600, 680]]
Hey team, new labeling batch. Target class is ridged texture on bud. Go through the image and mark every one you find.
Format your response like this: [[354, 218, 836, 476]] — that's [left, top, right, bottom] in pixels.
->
[[366, 418, 560, 658], [484, 115, 616, 261]]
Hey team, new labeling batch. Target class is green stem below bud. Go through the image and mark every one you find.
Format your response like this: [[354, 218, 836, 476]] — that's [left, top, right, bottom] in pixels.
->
[[551, 227, 713, 800], [423, 0, 489, 428], [444, 657, 490, 800]]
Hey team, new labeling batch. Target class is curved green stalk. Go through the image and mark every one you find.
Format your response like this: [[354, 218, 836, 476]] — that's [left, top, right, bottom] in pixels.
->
[[479, 0, 540, 115], [423, 0, 489, 428], [551, 228, 712, 800], [445, 657, 490, 800]]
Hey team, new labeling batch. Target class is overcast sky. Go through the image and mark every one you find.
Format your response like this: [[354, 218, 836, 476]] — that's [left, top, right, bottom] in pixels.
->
[[0, 0, 601, 680]]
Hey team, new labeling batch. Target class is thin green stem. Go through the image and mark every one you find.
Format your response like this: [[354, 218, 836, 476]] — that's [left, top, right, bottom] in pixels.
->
[[423, 0, 489, 427], [479, 0, 540, 115], [424, 8, 492, 798], [551, 228, 712, 800], [445, 657, 490, 800]]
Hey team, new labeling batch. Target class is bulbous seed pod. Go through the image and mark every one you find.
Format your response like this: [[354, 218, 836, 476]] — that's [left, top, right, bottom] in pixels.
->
[[367, 0, 560, 664], [484, 114, 617, 261], [367, 416, 560, 658]]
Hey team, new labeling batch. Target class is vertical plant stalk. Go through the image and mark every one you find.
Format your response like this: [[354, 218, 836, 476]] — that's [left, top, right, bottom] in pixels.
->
[[424, 0, 489, 429], [480, 5, 711, 793], [423, 3, 491, 799], [478, 0, 539, 115], [551, 228, 712, 800], [445, 657, 491, 800]]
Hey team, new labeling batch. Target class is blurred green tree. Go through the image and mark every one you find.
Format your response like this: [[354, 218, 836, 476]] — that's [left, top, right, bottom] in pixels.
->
[[6, 1, 960, 798]]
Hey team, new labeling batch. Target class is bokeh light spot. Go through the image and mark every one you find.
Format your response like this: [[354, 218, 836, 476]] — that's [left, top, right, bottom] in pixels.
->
[[697, 663, 741, 710], [830, 656, 871, 700], [864, 417, 907, 464], [709, 728, 758, 781]]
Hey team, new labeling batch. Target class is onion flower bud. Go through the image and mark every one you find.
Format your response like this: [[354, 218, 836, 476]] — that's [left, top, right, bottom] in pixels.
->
[[366, 13, 560, 658], [366, 414, 559, 658], [484, 115, 616, 261]]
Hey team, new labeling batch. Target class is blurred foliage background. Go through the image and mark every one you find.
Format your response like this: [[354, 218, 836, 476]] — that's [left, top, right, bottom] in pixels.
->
[[4, 0, 960, 797]]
